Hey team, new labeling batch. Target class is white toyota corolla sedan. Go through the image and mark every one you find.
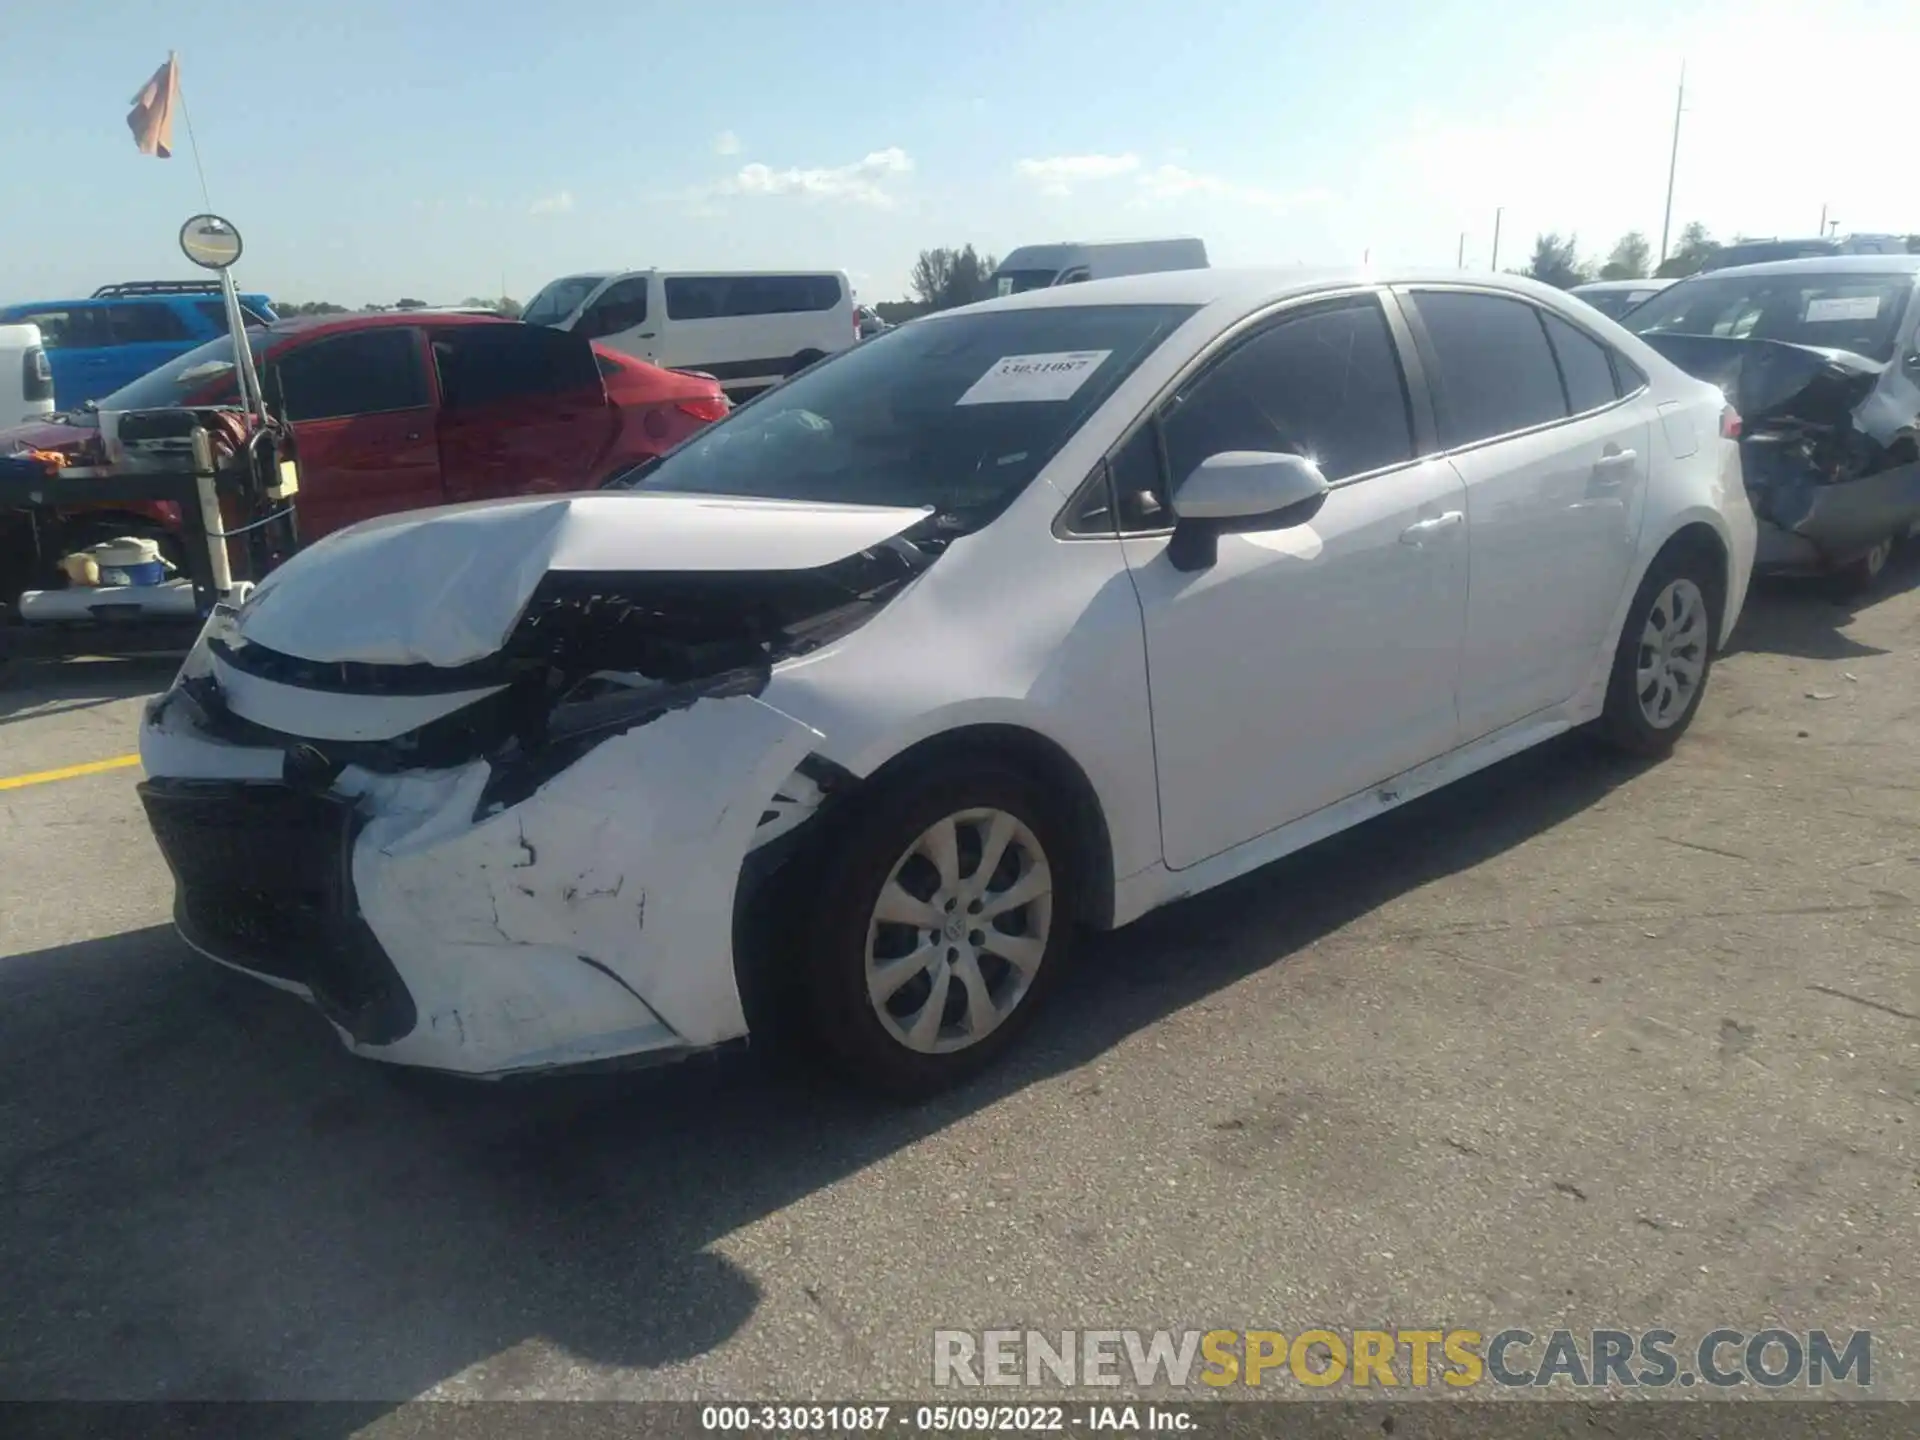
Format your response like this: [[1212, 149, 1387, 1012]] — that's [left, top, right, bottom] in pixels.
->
[[138, 267, 1756, 1098]]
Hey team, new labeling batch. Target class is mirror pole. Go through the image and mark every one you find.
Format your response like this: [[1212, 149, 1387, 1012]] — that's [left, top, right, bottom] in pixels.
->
[[219, 267, 266, 421]]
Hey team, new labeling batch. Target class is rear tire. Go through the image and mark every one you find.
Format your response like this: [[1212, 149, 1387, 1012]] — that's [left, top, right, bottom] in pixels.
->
[[1596, 543, 1723, 758], [1825, 535, 1894, 599], [795, 759, 1078, 1102]]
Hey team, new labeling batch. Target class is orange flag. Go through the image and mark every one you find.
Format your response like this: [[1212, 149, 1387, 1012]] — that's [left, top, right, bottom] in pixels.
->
[[127, 54, 180, 158]]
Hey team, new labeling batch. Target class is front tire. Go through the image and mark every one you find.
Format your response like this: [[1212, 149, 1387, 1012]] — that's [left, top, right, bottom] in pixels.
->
[[797, 760, 1077, 1101], [1596, 544, 1722, 758]]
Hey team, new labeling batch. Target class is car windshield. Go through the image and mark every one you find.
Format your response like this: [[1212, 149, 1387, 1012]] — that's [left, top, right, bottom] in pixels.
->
[[92, 330, 268, 412], [522, 276, 608, 327], [1625, 272, 1915, 363], [613, 302, 1197, 530], [992, 269, 1063, 297]]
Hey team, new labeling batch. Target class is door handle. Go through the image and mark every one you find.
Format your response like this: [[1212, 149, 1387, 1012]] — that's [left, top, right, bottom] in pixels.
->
[[1592, 448, 1638, 483], [1399, 510, 1464, 545], [636, 332, 657, 339]]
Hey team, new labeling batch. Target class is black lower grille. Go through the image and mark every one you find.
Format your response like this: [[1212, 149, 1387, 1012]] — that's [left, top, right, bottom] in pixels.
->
[[138, 779, 418, 1045]]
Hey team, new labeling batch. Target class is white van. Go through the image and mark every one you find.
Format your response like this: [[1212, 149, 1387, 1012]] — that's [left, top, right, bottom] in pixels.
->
[[523, 270, 857, 397], [0, 323, 55, 426], [989, 238, 1208, 296]]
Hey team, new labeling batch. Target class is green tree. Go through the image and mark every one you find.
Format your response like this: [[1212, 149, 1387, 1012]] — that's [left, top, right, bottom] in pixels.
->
[[394, 298, 427, 311], [1655, 222, 1716, 278], [462, 295, 524, 318], [910, 244, 1000, 311], [1599, 231, 1652, 281], [1525, 232, 1587, 289]]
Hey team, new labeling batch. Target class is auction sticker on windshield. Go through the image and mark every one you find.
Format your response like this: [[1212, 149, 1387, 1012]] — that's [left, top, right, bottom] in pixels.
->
[[957, 351, 1113, 406], [1804, 295, 1881, 323]]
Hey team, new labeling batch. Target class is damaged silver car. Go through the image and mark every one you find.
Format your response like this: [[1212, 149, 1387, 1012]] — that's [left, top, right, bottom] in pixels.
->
[[1626, 255, 1920, 591]]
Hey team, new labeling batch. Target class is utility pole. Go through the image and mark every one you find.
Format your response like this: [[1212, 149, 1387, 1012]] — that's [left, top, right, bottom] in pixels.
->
[[1818, 203, 1827, 236], [1658, 61, 1687, 265], [1490, 208, 1503, 271], [1458, 232, 1466, 267]]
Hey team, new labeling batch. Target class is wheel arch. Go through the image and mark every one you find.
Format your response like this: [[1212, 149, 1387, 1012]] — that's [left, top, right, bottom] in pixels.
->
[[1628, 513, 1737, 650], [851, 722, 1119, 931]]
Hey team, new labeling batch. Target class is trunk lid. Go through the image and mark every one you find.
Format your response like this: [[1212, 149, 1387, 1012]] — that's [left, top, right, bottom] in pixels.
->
[[235, 492, 933, 668], [1638, 333, 1882, 432]]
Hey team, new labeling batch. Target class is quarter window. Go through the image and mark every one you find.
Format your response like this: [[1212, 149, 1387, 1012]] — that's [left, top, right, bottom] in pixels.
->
[[1411, 291, 1569, 446], [1538, 310, 1619, 415], [1160, 298, 1415, 489]]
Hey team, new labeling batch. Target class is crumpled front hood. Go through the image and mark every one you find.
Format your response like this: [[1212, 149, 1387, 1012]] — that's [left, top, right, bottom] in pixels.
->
[[235, 492, 931, 668]]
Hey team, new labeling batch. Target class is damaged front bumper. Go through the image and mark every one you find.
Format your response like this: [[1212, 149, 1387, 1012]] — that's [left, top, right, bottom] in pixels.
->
[[138, 639, 831, 1078]]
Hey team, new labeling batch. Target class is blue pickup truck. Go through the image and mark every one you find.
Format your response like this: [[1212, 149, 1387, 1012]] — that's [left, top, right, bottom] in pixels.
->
[[0, 281, 277, 410]]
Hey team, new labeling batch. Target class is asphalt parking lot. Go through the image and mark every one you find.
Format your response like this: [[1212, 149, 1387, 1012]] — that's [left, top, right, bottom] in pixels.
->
[[1, 568, 1916, 1417]]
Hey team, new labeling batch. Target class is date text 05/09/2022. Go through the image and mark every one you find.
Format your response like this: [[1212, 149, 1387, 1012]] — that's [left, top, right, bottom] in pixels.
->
[[699, 1404, 1193, 1433]]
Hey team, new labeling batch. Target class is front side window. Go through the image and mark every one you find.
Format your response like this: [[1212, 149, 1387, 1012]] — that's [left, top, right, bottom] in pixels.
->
[[1625, 271, 1916, 363], [576, 277, 649, 338], [621, 303, 1196, 534], [274, 329, 428, 422], [993, 270, 1062, 297], [1160, 297, 1415, 488], [522, 275, 609, 328], [1411, 291, 1568, 447]]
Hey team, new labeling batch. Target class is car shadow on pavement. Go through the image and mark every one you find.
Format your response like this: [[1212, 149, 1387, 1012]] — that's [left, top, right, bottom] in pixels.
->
[[1723, 545, 1920, 662], [0, 731, 1649, 1418], [0, 655, 180, 727]]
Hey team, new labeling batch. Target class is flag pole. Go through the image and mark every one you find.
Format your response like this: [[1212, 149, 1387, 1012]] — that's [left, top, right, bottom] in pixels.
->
[[170, 52, 215, 211]]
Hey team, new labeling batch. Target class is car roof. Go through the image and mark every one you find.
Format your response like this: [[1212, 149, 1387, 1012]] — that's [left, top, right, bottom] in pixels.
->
[[1572, 279, 1673, 294], [1689, 254, 1920, 279], [943, 265, 1598, 318], [266, 310, 511, 337]]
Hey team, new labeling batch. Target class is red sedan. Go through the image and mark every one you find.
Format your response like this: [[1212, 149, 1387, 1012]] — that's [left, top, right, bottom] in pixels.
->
[[0, 311, 728, 587]]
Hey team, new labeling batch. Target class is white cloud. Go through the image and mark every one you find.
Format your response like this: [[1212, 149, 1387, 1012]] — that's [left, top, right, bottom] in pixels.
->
[[1015, 153, 1141, 196], [714, 130, 741, 156], [1132, 164, 1329, 214], [529, 190, 574, 215], [722, 147, 914, 208]]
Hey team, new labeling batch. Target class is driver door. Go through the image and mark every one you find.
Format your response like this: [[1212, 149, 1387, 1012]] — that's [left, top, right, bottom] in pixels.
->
[[1118, 293, 1470, 871]]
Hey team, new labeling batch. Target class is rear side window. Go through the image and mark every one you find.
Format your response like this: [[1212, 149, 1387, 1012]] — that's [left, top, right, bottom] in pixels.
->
[[18, 308, 111, 350], [1160, 297, 1415, 487], [273, 328, 429, 422], [1538, 310, 1619, 414], [432, 324, 602, 408], [664, 275, 842, 319], [108, 303, 191, 343], [1412, 291, 1568, 446]]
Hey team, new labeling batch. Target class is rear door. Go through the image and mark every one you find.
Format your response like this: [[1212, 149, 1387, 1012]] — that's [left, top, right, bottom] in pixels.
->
[[101, 302, 197, 395], [430, 323, 615, 501], [1401, 287, 1651, 738], [267, 326, 442, 537]]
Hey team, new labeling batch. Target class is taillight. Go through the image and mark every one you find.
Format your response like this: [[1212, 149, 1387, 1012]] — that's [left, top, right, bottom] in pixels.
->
[[676, 393, 730, 423], [1720, 406, 1741, 441], [23, 347, 53, 403]]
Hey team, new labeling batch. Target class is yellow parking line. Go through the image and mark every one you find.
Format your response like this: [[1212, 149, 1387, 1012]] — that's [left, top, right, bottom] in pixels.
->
[[0, 754, 143, 791]]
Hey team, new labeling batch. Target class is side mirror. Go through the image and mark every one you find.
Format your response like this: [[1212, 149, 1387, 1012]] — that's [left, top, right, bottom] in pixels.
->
[[1167, 451, 1330, 572]]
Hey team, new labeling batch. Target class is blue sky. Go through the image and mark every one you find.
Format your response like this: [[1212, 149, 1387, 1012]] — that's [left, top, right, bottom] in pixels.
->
[[2, 0, 1913, 307]]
